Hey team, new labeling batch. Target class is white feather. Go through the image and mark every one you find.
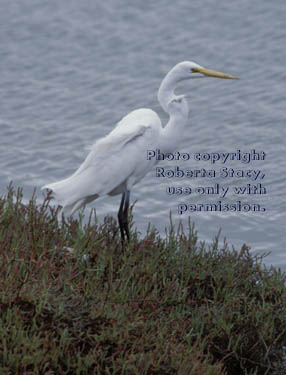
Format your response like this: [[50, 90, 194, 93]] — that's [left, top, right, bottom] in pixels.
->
[[42, 61, 237, 217], [43, 108, 161, 214]]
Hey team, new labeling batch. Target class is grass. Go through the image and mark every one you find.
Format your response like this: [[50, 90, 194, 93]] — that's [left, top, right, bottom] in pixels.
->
[[0, 185, 286, 375]]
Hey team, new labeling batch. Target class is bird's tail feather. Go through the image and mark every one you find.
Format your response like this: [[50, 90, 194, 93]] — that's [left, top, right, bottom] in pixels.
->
[[42, 176, 99, 216]]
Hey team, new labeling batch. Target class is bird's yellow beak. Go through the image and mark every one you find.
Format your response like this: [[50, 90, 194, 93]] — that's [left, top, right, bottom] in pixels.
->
[[192, 67, 239, 80]]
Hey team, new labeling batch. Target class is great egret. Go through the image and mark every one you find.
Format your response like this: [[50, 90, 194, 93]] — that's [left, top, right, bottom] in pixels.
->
[[42, 61, 238, 242]]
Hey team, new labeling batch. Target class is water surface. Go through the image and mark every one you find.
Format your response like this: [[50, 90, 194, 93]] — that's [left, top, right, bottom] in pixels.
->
[[0, 0, 285, 267]]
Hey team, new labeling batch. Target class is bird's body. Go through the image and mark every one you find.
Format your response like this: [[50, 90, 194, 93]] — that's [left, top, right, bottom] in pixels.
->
[[43, 61, 238, 241], [46, 108, 162, 214]]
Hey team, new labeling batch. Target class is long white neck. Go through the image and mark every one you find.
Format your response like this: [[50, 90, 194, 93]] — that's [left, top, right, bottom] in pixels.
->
[[157, 67, 180, 113], [157, 67, 189, 154]]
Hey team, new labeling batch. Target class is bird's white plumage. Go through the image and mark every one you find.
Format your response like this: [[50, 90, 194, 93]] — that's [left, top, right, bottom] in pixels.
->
[[42, 61, 237, 217], [43, 108, 162, 214]]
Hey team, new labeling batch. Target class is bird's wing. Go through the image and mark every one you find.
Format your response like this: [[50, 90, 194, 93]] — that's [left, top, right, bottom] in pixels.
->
[[75, 126, 149, 175], [43, 108, 161, 212], [75, 109, 160, 175]]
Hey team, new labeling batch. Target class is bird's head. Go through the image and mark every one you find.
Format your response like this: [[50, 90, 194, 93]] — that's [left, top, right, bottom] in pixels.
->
[[158, 60, 238, 114], [172, 61, 239, 81]]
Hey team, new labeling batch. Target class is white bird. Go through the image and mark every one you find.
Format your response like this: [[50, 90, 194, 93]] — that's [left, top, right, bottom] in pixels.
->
[[42, 61, 238, 242]]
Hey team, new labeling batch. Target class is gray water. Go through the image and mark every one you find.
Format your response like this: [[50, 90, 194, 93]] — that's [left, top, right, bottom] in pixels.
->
[[0, 0, 285, 268]]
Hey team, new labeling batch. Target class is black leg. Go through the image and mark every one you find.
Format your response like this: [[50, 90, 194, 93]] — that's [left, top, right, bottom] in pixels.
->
[[118, 191, 130, 243], [122, 190, 130, 242], [118, 192, 126, 241]]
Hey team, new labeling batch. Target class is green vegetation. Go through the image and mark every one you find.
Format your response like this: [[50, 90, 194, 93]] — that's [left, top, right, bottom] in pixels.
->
[[0, 186, 286, 374]]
